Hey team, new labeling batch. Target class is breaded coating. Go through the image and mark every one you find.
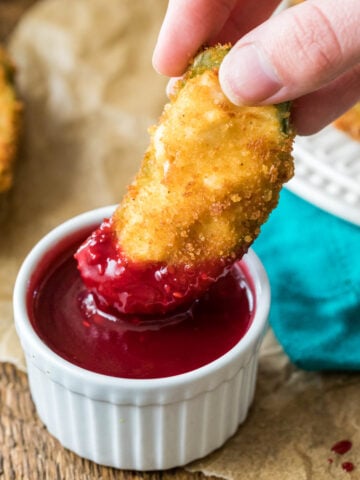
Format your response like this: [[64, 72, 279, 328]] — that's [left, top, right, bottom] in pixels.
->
[[333, 102, 360, 141], [0, 47, 21, 193], [113, 46, 294, 265], [76, 45, 294, 315]]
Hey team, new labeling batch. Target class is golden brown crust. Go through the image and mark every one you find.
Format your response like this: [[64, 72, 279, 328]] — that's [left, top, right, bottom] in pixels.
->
[[333, 102, 360, 141], [112, 47, 294, 266], [0, 46, 22, 193]]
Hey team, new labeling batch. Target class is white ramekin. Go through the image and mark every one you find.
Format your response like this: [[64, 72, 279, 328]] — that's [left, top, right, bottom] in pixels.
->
[[13, 206, 270, 471]]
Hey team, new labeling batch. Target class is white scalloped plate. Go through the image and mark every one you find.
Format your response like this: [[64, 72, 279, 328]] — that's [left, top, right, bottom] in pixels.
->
[[286, 126, 360, 226]]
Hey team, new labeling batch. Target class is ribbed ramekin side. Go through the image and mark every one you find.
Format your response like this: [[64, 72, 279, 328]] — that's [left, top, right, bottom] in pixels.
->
[[153, 351, 259, 469], [26, 350, 259, 470], [113, 354, 260, 470]]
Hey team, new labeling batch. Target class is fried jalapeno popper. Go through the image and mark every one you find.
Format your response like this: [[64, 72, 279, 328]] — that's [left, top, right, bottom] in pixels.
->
[[0, 47, 21, 194], [333, 102, 360, 141], [75, 45, 295, 315]]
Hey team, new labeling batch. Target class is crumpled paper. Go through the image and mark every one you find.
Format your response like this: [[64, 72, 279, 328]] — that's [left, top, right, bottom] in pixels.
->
[[1, 1, 360, 478], [0, 0, 168, 368]]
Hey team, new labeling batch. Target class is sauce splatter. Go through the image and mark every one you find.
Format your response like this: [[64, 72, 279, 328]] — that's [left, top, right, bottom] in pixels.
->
[[329, 440, 355, 473], [331, 440, 352, 455], [342, 462, 355, 473]]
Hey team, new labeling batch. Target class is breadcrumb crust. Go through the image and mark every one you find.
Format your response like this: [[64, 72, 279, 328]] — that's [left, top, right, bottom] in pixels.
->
[[0, 47, 21, 193], [333, 102, 360, 142], [113, 46, 295, 265]]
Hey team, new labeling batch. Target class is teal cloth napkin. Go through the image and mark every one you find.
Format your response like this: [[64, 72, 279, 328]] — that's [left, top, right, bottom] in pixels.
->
[[253, 189, 360, 370]]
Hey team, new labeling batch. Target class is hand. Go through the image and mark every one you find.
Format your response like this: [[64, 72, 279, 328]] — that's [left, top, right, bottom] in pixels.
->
[[152, 0, 360, 135]]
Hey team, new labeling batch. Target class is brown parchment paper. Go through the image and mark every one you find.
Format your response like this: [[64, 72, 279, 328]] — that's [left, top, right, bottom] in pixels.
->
[[2, 1, 360, 479], [0, 0, 168, 368]]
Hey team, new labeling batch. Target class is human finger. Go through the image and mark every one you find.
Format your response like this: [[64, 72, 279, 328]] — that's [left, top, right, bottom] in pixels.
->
[[210, 0, 283, 46], [291, 64, 360, 135], [219, 0, 360, 106], [153, 0, 237, 76], [152, 0, 281, 77]]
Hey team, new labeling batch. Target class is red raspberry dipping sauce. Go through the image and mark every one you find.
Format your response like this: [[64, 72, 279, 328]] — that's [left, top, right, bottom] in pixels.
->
[[27, 228, 255, 379]]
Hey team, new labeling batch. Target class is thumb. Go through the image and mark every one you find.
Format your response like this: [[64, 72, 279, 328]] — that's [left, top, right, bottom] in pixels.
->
[[219, 0, 360, 105]]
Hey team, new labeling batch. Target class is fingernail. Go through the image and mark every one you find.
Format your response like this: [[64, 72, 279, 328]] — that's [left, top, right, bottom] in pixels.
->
[[219, 44, 282, 105]]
